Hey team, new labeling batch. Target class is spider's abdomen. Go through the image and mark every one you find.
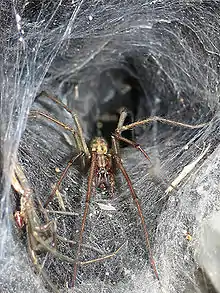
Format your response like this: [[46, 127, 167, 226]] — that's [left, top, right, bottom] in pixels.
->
[[95, 154, 114, 195]]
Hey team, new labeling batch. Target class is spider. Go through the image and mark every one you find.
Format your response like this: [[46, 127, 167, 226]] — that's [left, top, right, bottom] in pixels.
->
[[28, 91, 207, 290]]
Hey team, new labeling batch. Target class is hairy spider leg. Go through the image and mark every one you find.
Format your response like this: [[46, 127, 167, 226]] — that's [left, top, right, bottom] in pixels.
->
[[43, 152, 84, 208], [114, 133, 180, 194], [115, 109, 206, 164], [29, 111, 88, 208], [113, 133, 152, 162], [117, 113, 207, 134], [115, 109, 208, 189], [115, 156, 159, 279], [29, 110, 78, 133], [29, 110, 84, 153], [111, 136, 159, 280], [37, 91, 90, 158], [71, 151, 97, 289], [117, 107, 128, 129]]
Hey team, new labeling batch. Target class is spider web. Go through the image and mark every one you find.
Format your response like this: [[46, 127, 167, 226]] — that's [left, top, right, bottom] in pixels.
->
[[0, 1, 220, 293]]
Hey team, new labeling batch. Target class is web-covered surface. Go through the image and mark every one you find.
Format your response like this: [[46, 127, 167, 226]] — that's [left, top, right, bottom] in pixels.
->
[[0, 1, 220, 293]]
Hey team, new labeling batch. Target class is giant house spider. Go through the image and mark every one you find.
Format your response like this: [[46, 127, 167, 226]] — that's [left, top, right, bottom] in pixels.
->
[[12, 91, 207, 292]]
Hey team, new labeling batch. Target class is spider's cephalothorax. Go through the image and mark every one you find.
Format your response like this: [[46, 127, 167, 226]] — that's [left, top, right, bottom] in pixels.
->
[[90, 137, 115, 195]]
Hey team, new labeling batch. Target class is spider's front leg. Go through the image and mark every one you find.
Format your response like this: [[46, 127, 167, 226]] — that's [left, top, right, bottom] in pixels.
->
[[116, 109, 207, 134], [113, 109, 207, 162], [32, 90, 90, 159]]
